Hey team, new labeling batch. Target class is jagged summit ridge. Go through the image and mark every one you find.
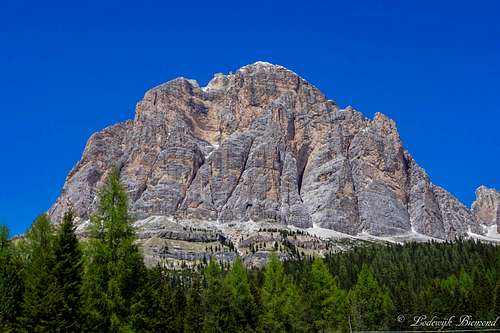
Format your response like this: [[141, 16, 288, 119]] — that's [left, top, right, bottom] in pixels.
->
[[49, 62, 498, 242]]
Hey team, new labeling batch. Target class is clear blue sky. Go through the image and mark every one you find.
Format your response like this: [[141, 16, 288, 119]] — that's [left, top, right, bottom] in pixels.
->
[[1, 0, 498, 235]]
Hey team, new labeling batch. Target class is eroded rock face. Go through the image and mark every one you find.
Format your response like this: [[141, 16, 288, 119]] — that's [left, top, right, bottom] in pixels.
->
[[48, 61, 492, 240], [348, 113, 411, 235], [49, 121, 132, 221], [406, 154, 446, 238], [432, 186, 483, 239], [472, 186, 500, 228]]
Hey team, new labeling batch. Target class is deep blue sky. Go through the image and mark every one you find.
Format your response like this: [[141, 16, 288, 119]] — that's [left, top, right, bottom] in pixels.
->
[[1, 0, 499, 235]]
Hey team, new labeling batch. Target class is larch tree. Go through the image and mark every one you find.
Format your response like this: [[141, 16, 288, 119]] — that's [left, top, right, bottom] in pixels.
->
[[309, 257, 346, 332], [81, 168, 145, 332], [18, 214, 61, 332], [348, 264, 394, 331], [224, 256, 256, 332], [202, 257, 229, 333], [261, 253, 304, 333]]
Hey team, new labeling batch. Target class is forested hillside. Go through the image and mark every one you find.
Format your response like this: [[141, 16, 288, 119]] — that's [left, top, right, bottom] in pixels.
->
[[1, 170, 499, 332]]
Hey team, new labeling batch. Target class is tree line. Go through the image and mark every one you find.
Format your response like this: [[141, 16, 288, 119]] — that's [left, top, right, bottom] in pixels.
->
[[1, 169, 499, 332]]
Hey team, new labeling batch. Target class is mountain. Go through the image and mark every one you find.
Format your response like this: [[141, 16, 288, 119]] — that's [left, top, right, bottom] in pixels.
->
[[472, 186, 500, 228], [48, 62, 500, 266]]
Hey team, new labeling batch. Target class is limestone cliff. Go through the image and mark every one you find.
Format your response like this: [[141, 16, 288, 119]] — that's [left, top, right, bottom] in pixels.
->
[[49, 62, 495, 244], [472, 186, 500, 229]]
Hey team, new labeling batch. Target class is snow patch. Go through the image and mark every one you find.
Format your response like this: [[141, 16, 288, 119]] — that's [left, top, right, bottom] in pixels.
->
[[355, 230, 443, 244], [468, 225, 500, 243], [305, 224, 356, 240]]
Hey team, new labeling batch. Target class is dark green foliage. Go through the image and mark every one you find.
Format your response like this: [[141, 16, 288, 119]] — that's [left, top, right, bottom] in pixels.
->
[[202, 257, 230, 332], [494, 279, 500, 317], [348, 265, 394, 331], [0, 225, 23, 332], [4, 176, 500, 333], [18, 214, 61, 332], [131, 266, 188, 332], [81, 168, 146, 332], [224, 257, 257, 332], [130, 265, 165, 332], [308, 257, 346, 332], [52, 211, 83, 332], [261, 253, 305, 332], [3, 226, 500, 332], [184, 274, 203, 333], [471, 264, 494, 319]]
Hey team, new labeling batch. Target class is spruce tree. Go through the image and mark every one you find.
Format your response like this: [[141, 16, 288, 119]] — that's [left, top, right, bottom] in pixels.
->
[[18, 214, 62, 332], [82, 168, 145, 332], [0, 225, 23, 332], [164, 278, 182, 331], [131, 265, 187, 332], [52, 210, 83, 332], [130, 265, 162, 331], [348, 265, 394, 331]]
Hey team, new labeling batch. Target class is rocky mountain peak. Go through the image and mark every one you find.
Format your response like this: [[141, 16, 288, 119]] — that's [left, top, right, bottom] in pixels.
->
[[237, 61, 301, 77], [472, 186, 500, 228], [49, 62, 498, 249]]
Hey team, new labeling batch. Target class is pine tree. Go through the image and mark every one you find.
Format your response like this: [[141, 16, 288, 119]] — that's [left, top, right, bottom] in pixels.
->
[[225, 257, 256, 332], [52, 210, 83, 332], [349, 265, 394, 331], [261, 253, 304, 333], [18, 214, 62, 332], [131, 266, 187, 332], [309, 257, 346, 332], [0, 225, 23, 332], [82, 168, 146, 332]]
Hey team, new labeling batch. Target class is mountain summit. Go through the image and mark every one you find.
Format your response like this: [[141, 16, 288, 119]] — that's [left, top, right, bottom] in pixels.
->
[[48, 62, 499, 264]]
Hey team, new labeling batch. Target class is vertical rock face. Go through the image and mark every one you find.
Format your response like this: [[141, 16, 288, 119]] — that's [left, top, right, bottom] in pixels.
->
[[48, 62, 493, 240], [348, 113, 411, 236], [432, 186, 483, 239], [406, 154, 446, 238], [472, 186, 500, 228], [49, 121, 132, 221], [300, 108, 364, 234]]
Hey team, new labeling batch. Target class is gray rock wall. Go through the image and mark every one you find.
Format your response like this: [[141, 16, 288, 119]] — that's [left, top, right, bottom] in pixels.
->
[[49, 62, 492, 240]]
